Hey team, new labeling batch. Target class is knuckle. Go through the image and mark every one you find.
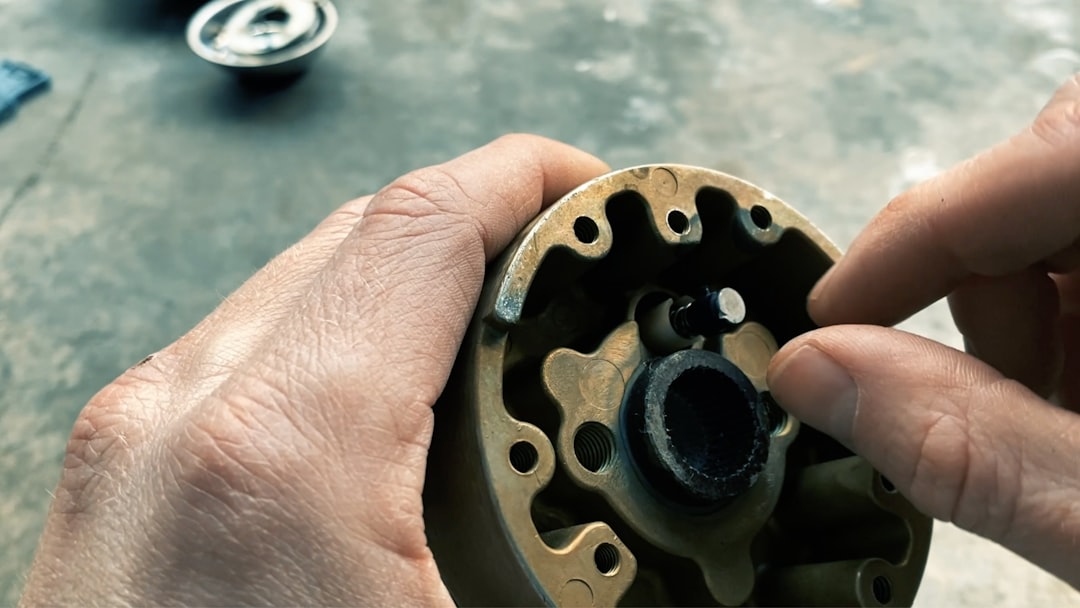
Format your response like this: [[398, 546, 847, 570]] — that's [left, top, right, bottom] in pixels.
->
[[165, 415, 287, 521], [368, 166, 489, 254], [57, 376, 151, 511], [878, 191, 912, 224], [1032, 95, 1080, 148], [492, 132, 544, 149], [876, 178, 932, 229], [317, 196, 373, 238], [165, 374, 325, 509], [378, 166, 471, 217], [158, 407, 314, 563], [169, 411, 265, 502]]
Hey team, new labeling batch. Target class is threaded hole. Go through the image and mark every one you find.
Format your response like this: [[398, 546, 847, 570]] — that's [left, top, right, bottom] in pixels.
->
[[573, 216, 599, 244], [593, 543, 620, 575], [574, 423, 615, 473], [666, 209, 689, 234], [508, 441, 538, 474], [750, 205, 772, 229], [872, 575, 892, 604]]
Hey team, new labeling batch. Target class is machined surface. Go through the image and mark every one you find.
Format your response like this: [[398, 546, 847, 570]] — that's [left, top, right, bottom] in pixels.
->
[[425, 165, 931, 606]]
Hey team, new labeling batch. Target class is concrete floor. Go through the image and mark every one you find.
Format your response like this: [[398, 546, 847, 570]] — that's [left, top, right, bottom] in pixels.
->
[[1, 0, 1078, 604]]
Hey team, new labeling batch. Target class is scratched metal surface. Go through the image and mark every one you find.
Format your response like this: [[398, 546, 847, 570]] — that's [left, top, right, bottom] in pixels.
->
[[1, 0, 1077, 604]]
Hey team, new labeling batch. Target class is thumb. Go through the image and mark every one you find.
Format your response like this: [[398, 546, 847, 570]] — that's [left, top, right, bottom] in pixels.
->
[[767, 325, 1080, 588]]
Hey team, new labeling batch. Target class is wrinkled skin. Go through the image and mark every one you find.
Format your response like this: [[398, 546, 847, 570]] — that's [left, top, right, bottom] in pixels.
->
[[20, 135, 610, 606], [769, 76, 1080, 588], [20, 75, 1080, 604]]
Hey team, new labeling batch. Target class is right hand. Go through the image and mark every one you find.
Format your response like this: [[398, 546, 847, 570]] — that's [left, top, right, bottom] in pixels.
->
[[768, 76, 1080, 588]]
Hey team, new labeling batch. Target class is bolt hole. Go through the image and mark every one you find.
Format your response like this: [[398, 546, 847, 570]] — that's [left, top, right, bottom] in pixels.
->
[[872, 575, 892, 605], [750, 205, 772, 229], [573, 216, 599, 244], [574, 423, 615, 473], [666, 209, 690, 234], [880, 475, 897, 493], [258, 8, 290, 23], [509, 441, 539, 474], [593, 543, 620, 575]]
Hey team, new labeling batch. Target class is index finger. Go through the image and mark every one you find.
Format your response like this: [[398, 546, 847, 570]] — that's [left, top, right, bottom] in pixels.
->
[[810, 75, 1080, 327]]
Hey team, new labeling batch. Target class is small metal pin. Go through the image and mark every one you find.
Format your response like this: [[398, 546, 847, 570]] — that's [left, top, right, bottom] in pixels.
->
[[669, 287, 746, 338]]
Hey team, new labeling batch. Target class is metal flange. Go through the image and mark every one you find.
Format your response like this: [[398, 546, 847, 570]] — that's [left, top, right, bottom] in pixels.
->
[[425, 165, 931, 607]]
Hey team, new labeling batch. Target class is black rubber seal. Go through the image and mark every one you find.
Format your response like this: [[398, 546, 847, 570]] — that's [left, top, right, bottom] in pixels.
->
[[623, 349, 769, 508]]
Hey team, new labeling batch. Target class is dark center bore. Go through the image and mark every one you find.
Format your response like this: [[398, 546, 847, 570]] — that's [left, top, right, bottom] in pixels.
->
[[258, 8, 290, 23], [624, 349, 769, 508]]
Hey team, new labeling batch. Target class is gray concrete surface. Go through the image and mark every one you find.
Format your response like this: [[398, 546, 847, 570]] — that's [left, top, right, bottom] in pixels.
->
[[1, 0, 1078, 604]]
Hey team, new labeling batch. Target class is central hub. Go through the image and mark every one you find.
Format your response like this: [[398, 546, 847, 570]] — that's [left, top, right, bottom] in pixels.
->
[[624, 349, 769, 508]]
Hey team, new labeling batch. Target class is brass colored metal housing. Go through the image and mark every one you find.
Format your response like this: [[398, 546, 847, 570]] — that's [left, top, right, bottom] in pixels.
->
[[425, 166, 931, 606]]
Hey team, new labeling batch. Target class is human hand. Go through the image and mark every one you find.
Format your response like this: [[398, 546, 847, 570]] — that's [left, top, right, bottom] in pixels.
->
[[19, 135, 609, 606], [768, 77, 1080, 587]]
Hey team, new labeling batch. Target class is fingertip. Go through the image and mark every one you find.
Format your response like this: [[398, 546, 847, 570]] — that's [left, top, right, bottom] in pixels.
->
[[767, 337, 859, 446], [767, 333, 811, 376], [777, 288, 1080, 584], [800, 81, 1080, 328], [806, 264, 839, 326]]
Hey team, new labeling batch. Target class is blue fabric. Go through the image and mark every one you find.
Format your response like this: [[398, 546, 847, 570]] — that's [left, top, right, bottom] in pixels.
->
[[0, 60, 50, 123]]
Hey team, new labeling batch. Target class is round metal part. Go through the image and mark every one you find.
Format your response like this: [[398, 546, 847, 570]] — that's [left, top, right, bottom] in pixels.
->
[[424, 165, 932, 607], [623, 349, 769, 509], [186, 0, 338, 80], [669, 288, 746, 338]]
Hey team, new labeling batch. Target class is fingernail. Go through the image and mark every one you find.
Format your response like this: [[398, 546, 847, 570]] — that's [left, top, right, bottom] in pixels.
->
[[768, 344, 859, 444]]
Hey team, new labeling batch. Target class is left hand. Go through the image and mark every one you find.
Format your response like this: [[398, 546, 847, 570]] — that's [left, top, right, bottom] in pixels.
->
[[20, 134, 609, 606]]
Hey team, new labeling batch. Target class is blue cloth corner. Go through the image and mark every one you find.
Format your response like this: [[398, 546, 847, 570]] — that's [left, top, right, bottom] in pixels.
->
[[0, 60, 51, 124]]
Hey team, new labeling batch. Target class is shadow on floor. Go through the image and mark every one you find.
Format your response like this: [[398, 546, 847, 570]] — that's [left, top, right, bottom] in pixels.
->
[[82, 0, 208, 37]]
